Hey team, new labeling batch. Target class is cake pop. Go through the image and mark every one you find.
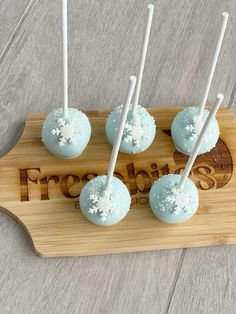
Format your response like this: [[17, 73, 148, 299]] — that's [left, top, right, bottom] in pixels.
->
[[80, 76, 137, 226], [171, 12, 228, 156], [150, 93, 224, 224], [105, 4, 156, 154], [42, 0, 91, 159]]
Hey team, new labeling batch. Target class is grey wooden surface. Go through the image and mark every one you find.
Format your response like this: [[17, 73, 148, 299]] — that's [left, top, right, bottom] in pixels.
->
[[0, 1, 235, 313]]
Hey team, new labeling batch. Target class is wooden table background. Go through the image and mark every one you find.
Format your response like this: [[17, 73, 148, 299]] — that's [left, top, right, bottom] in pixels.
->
[[0, 1, 235, 313]]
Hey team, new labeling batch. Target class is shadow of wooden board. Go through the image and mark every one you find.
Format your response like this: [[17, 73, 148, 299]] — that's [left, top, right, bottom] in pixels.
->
[[0, 107, 235, 257]]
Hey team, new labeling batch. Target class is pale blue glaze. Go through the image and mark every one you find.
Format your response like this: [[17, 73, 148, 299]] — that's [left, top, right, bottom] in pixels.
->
[[42, 107, 91, 159], [79, 175, 131, 226], [171, 107, 219, 156], [105, 105, 156, 154], [149, 174, 199, 224]]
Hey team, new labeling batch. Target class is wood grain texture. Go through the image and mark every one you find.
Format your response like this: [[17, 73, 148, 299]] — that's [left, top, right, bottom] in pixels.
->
[[0, 211, 183, 314], [167, 246, 236, 314], [0, 0, 235, 157], [0, 0, 235, 313], [0, 0, 34, 59], [0, 108, 235, 258], [229, 82, 236, 115]]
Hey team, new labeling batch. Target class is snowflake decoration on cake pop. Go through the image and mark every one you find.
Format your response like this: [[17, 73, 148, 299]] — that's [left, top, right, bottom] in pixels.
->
[[89, 189, 116, 221], [159, 185, 193, 216], [51, 118, 82, 147], [123, 114, 149, 147], [184, 115, 205, 141]]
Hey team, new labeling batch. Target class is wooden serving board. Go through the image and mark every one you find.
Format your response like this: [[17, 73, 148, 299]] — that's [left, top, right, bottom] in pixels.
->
[[0, 107, 236, 257]]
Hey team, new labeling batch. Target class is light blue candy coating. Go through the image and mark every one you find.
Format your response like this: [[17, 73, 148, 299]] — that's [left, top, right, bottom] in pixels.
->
[[105, 104, 156, 154], [42, 107, 91, 159], [149, 174, 199, 224], [171, 107, 219, 156], [79, 175, 131, 226]]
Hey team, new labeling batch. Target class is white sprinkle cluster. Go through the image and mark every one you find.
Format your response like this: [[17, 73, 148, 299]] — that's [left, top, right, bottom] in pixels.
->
[[184, 115, 204, 141]]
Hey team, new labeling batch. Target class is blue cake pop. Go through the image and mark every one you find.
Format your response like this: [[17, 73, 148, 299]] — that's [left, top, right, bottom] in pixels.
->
[[171, 107, 219, 156], [105, 4, 156, 154], [171, 12, 229, 156], [80, 76, 136, 226], [105, 104, 156, 154], [42, 0, 91, 159], [80, 175, 131, 226], [42, 107, 91, 159], [150, 93, 224, 224], [149, 174, 198, 224]]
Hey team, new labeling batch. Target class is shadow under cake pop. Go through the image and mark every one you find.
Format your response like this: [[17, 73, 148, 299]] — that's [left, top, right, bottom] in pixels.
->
[[150, 93, 224, 224], [41, 0, 91, 159], [171, 12, 228, 156], [105, 4, 156, 154]]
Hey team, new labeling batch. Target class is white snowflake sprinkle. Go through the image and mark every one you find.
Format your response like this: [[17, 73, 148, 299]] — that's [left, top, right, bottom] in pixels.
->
[[123, 114, 149, 147], [159, 185, 193, 216], [51, 118, 82, 147], [89, 190, 116, 221]]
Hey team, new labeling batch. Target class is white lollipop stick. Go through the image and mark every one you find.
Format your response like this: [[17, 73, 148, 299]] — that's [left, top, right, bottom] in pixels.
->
[[131, 4, 154, 115], [198, 12, 228, 120], [178, 93, 224, 190], [105, 76, 137, 190], [62, 0, 68, 117]]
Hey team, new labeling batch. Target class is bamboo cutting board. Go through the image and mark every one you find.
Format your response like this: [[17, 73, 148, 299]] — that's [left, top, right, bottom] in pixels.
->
[[0, 107, 235, 257]]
